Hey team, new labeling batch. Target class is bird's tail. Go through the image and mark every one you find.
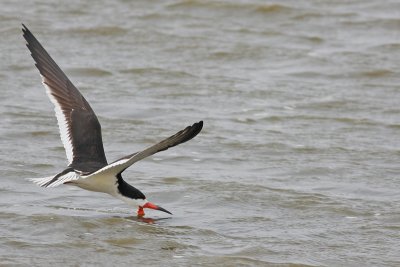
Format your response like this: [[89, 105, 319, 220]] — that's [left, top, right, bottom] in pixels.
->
[[27, 176, 58, 187], [26, 169, 80, 188]]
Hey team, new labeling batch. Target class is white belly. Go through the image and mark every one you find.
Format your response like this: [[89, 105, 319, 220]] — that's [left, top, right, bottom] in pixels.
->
[[69, 172, 118, 195]]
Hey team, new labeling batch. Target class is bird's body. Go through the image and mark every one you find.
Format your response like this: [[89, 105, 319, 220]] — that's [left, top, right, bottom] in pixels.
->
[[22, 24, 203, 216]]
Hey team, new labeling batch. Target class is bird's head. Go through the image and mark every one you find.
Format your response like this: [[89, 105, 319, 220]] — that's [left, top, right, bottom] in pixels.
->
[[137, 200, 172, 217], [116, 175, 172, 217]]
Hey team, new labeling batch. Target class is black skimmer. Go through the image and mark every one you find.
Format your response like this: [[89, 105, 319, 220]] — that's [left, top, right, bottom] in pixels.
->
[[22, 24, 203, 217]]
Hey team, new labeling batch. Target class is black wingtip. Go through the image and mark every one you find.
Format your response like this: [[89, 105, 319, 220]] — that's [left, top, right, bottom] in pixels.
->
[[193, 120, 204, 136], [22, 23, 28, 34], [22, 24, 32, 43], [22, 24, 37, 45]]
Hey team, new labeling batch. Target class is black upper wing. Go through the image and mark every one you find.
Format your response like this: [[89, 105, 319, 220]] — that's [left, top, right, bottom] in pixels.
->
[[22, 24, 108, 172], [88, 121, 203, 177]]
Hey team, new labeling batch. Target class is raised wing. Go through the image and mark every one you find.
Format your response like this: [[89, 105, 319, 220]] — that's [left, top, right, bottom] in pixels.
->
[[86, 121, 203, 177], [22, 24, 108, 173]]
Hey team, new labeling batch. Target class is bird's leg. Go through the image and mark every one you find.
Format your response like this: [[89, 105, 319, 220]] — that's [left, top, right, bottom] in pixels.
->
[[137, 206, 145, 217]]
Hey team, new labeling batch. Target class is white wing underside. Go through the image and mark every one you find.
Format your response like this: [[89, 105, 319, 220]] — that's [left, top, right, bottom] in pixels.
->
[[27, 171, 81, 188], [42, 79, 74, 164], [26, 170, 115, 192], [26, 154, 141, 190]]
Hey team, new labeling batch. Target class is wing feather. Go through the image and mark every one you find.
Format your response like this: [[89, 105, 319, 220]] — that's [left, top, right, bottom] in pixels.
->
[[22, 24, 108, 171], [87, 121, 203, 177]]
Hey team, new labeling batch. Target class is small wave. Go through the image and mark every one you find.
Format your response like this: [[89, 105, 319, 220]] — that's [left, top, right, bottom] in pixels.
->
[[388, 124, 400, 129], [65, 26, 128, 36], [29, 130, 52, 137], [66, 67, 113, 77], [342, 17, 400, 30], [8, 64, 33, 72], [371, 43, 400, 51], [163, 177, 184, 184], [191, 254, 317, 267], [105, 237, 142, 247], [254, 4, 291, 14], [31, 163, 54, 169], [120, 67, 164, 75], [359, 69, 394, 78], [119, 67, 196, 79], [168, 0, 292, 14]]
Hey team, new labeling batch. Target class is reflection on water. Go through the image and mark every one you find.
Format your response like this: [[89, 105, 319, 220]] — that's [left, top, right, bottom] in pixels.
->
[[122, 216, 172, 225], [1, 0, 400, 266]]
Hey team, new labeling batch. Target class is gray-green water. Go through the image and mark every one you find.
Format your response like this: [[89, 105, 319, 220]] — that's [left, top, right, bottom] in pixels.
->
[[1, 0, 400, 266]]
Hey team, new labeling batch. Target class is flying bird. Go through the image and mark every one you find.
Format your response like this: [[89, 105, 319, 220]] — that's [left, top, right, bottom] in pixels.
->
[[22, 24, 203, 217]]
